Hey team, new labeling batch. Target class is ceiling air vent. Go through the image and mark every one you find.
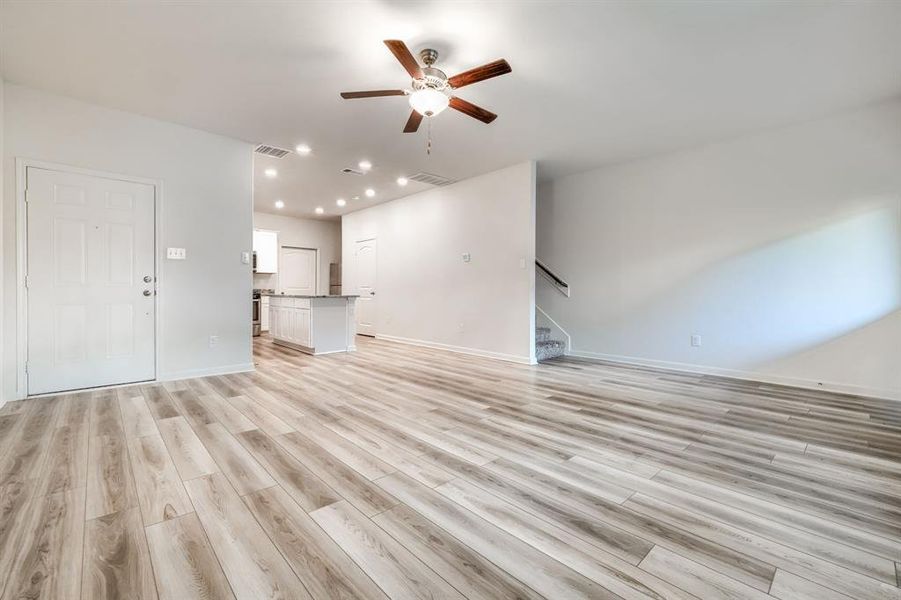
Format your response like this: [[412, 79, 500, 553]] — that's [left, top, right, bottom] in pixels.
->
[[408, 172, 456, 186], [341, 167, 365, 176], [254, 144, 292, 159]]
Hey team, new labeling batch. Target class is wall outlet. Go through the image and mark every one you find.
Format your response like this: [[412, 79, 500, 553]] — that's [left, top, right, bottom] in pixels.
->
[[241, 251, 250, 264], [691, 334, 701, 347], [167, 247, 186, 260], [209, 335, 219, 347], [462, 252, 471, 263]]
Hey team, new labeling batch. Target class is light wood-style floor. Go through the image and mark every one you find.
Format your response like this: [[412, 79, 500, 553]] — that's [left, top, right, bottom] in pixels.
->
[[0, 335, 899, 599]]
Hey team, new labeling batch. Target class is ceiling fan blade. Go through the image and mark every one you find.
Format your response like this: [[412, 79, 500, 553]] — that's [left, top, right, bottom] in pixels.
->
[[384, 40, 423, 79], [447, 59, 511, 89], [403, 110, 423, 133], [449, 97, 497, 124], [340, 90, 406, 99]]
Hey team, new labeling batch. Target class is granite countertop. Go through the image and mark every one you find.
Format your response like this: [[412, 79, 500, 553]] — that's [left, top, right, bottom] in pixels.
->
[[263, 293, 360, 298]]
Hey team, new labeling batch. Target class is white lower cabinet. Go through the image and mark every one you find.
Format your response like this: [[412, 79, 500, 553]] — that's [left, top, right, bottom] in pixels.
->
[[296, 308, 311, 347], [261, 296, 270, 331], [267, 295, 356, 355]]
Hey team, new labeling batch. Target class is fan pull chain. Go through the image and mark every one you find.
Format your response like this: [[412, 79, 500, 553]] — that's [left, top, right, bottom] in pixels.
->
[[427, 117, 432, 155]]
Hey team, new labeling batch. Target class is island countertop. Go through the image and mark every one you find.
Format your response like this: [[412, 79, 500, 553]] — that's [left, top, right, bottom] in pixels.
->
[[262, 293, 359, 298]]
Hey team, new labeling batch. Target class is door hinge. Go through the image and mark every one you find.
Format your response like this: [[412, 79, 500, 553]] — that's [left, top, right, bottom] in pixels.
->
[[24, 275, 31, 288]]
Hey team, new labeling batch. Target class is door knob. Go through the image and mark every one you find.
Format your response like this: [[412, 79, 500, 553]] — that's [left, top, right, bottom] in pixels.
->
[[143, 290, 152, 297], [370, 291, 375, 295], [143, 275, 153, 283]]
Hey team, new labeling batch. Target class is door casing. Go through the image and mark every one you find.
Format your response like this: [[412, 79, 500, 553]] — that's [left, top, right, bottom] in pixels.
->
[[278, 245, 319, 295], [15, 158, 162, 399], [354, 238, 377, 336]]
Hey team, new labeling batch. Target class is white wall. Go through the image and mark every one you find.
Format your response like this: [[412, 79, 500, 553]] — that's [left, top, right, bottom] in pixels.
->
[[343, 161, 536, 363], [538, 100, 901, 399], [0, 77, 4, 407], [3, 84, 254, 400], [252, 212, 340, 295]]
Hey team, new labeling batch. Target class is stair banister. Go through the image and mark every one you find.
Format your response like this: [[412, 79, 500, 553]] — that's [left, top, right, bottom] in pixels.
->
[[535, 259, 570, 297]]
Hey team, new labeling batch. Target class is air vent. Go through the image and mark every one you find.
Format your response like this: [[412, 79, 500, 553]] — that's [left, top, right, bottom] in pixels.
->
[[254, 144, 292, 159], [408, 172, 456, 186], [341, 168, 365, 176]]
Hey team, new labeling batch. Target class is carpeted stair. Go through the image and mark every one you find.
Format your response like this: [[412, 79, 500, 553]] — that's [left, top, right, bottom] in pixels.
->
[[536, 326, 565, 361]]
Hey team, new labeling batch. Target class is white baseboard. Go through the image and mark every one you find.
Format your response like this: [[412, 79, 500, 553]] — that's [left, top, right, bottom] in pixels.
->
[[568, 349, 900, 401], [159, 362, 256, 382], [376, 334, 535, 365]]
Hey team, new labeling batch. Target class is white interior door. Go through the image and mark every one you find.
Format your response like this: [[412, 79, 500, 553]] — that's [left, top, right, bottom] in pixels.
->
[[280, 246, 317, 295], [354, 238, 377, 336], [26, 167, 156, 395]]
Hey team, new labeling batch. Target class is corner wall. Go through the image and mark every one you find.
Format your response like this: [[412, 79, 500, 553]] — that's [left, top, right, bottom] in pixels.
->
[[342, 161, 536, 363], [2, 84, 254, 399], [538, 101, 901, 399], [0, 77, 4, 407]]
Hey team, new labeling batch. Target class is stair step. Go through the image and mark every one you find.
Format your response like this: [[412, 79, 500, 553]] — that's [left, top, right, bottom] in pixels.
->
[[536, 339, 565, 362]]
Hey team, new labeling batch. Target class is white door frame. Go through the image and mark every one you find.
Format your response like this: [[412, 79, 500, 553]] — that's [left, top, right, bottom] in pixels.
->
[[278, 245, 319, 295], [354, 237, 377, 336], [15, 158, 163, 399]]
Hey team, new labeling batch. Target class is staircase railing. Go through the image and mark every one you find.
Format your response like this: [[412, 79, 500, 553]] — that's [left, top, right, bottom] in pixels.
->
[[536, 259, 570, 297]]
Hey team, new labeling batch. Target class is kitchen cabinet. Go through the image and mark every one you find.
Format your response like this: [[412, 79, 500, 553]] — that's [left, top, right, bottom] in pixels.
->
[[267, 295, 357, 354], [261, 295, 270, 331], [253, 229, 278, 273]]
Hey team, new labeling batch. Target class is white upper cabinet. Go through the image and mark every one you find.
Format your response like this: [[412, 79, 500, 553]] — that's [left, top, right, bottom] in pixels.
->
[[253, 229, 278, 273]]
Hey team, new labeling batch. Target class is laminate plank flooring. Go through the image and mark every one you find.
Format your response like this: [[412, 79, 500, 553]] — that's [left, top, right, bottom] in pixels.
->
[[0, 334, 899, 599]]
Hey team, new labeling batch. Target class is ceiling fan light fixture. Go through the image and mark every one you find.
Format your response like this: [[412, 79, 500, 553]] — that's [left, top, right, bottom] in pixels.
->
[[409, 88, 449, 117]]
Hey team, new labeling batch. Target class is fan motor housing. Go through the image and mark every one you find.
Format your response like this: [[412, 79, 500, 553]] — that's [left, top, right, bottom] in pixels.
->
[[414, 66, 449, 92]]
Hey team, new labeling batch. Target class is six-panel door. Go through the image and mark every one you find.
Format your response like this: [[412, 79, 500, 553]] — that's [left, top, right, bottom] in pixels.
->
[[26, 167, 156, 394]]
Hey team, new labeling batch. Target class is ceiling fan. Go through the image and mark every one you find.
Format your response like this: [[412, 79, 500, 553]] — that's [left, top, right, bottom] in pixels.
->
[[340, 40, 512, 133]]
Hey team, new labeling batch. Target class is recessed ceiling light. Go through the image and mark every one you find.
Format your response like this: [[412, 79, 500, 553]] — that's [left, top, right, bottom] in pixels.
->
[[358, 160, 372, 171], [364, 188, 375, 198], [274, 200, 285, 209], [295, 144, 312, 155], [314, 206, 325, 215], [336, 198, 346, 207], [264, 168, 277, 178], [397, 177, 408, 186]]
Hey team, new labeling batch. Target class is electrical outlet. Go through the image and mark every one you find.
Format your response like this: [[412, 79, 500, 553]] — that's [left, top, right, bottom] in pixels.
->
[[241, 251, 250, 264], [691, 334, 701, 347], [462, 252, 471, 263], [209, 335, 219, 347]]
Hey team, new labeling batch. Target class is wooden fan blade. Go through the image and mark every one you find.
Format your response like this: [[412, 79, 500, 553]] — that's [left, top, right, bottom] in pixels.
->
[[447, 59, 511, 89], [384, 40, 423, 79], [340, 90, 406, 99], [403, 110, 423, 133], [449, 97, 497, 124]]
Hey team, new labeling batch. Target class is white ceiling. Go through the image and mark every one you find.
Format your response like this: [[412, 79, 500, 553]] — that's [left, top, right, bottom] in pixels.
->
[[3, 1, 901, 220]]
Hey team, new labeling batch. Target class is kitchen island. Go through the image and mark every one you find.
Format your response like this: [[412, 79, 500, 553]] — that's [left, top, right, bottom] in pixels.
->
[[266, 294, 357, 355]]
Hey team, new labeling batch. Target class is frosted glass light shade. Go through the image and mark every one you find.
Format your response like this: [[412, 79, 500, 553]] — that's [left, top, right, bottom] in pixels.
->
[[409, 88, 449, 116]]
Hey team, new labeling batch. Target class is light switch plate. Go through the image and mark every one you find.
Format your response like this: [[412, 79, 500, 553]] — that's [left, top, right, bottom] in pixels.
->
[[691, 334, 702, 347], [241, 252, 250, 264], [462, 253, 471, 263], [167, 247, 186, 260]]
